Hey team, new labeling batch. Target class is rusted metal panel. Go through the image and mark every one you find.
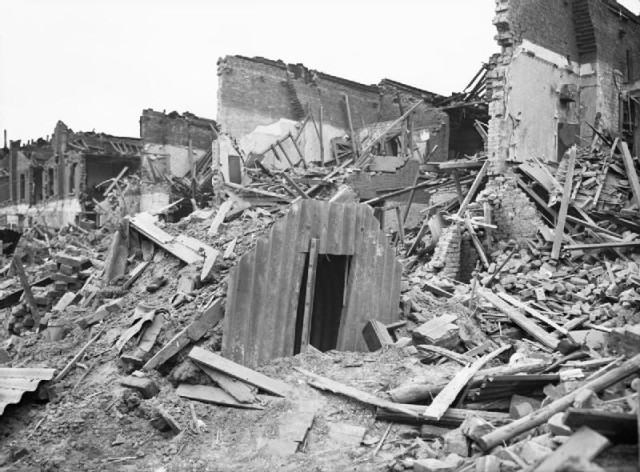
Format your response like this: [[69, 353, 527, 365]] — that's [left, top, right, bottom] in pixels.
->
[[223, 200, 402, 367], [0, 367, 55, 415]]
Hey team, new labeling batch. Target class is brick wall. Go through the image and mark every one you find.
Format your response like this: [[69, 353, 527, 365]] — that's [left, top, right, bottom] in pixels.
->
[[476, 174, 542, 242], [216, 55, 449, 160], [140, 109, 217, 150], [589, 0, 640, 83], [499, 0, 580, 60], [427, 225, 461, 279]]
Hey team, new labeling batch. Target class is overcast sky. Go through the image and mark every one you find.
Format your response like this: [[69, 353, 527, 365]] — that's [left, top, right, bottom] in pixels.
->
[[1, 0, 639, 143]]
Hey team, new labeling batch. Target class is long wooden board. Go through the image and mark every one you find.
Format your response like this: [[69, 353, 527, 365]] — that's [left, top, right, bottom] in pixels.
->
[[619, 141, 640, 208], [188, 346, 289, 397], [196, 363, 256, 403], [496, 292, 568, 335], [176, 384, 263, 409], [551, 146, 576, 260], [296, 367, 419, 418], [422, 345, 510, 421], [129, 213, 202, 265], [143, 299, 223, 371], [478, 289, 560, 349]]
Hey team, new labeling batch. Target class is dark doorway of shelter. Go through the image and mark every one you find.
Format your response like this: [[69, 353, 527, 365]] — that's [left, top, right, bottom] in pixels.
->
[[294, 254, 350, 354]]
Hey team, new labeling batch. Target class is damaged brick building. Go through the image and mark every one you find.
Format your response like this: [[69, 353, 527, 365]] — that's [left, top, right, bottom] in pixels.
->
[[429, 0, 640, 281], [0, 109, 217, 228]]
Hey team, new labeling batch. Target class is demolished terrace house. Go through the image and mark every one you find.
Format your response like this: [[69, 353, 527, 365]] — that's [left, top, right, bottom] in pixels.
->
[[0, 110, 217, 228], [0, 121, 142, 229]]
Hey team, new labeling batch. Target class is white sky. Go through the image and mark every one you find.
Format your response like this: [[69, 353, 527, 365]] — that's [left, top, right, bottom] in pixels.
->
[[1, 0, 639, 143]]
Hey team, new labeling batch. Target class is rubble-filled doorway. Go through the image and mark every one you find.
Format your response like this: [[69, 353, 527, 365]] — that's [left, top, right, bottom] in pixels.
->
[[294, 248, 351, 354]]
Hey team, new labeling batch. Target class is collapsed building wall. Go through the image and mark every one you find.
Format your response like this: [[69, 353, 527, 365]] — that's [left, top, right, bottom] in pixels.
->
[[0, 122, 141, 229], [216, 55, 450, 182]]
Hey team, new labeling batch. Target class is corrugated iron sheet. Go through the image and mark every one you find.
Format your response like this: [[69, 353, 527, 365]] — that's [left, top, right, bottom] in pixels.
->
[[223, 200, 402, 367], [0, 367, 56, 415]]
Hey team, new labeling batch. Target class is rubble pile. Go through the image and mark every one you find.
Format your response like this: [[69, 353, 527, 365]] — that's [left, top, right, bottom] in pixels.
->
[[2, 108, 640, 472]]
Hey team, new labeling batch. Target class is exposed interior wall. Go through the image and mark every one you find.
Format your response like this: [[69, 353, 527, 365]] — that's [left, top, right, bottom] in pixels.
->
[[502, 42, 582, 163]]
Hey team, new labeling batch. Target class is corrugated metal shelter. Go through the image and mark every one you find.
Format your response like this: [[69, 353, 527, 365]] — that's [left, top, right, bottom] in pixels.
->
[[223, 200, 402, 367], [0, 367, 55, 415]]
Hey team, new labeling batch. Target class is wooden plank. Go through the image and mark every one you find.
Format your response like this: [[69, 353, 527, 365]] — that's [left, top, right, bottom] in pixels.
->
[[296, 367, 419, 417], [123, 261, 150, 290], [300, 238, 318, 353], [102, 166, 129, 196], [225, 182, 291, 202], [478, 289, 559, 349], [496, 292, 568, 335], [532, 426, 610, 472], [288, 132, 307, 170], [477, 351, 640, 451], [343, 94, 358, 159], [455, 159, 489, 218], [422, 345, 510, 420], [129, 213, 202, 265], [465, 215, 489, 269], [566, 241, 640, 251], [11, 257, 41, 325], [281, 172, 309, 199], [208, 199, 234, 236], [195, 362, 256, 403], [188, 346, 289, 397], [437, 160, 485, 171], [143, 299, 223, 371], [401, 168, 421, 224], [551, 146, 577, 260], [377, 404, 511, 427], [394, 206, 405, 244], [416, 344, 473, 365], [319, 106, 324, 165], [176, 384, 264, 409], [619, 140, 640, 208]]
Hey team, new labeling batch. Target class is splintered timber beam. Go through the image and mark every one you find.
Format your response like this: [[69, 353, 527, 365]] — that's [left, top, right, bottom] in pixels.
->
[[477, 351, 640, 451], [455, 159, 489, 218], [12, 257, 41, 325], [343, 94, 358, 160], [551, 146, 577, 260], [478, 289, 560, 350], [618, 140, 640, 207]]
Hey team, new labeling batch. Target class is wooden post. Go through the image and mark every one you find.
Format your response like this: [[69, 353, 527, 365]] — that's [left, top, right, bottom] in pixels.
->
[[288, 132, 307, 170], [402, 169, 422, 224], [300, 239, 319, 353], [455, 159, 489, 218], [343, 94, 359, 159], [319, 106, 325, 166], [395, 206, 405, 245], [188, 121, 197, 204], [12, 257, 41, 325], [551, 146, 577, 260], [277, 142, 295, 169]]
